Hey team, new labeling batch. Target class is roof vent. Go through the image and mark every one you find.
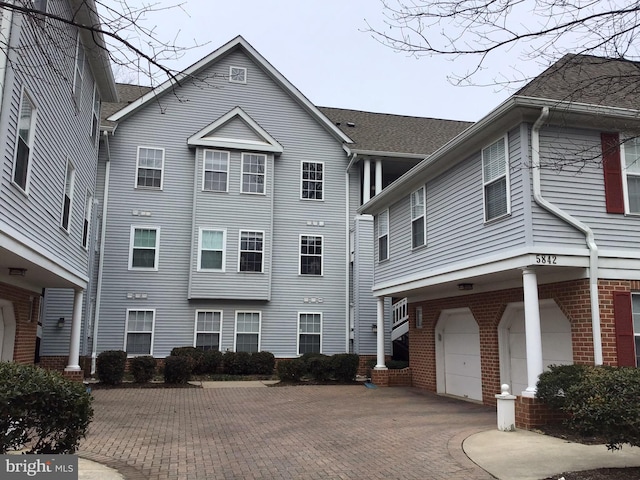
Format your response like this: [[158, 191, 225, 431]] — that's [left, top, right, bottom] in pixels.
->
[[347, 122, 355, 127]]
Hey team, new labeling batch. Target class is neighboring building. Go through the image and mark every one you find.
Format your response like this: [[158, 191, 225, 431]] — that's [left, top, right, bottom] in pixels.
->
[[0, 1, 117, 377], [360, 54, 640, 426]]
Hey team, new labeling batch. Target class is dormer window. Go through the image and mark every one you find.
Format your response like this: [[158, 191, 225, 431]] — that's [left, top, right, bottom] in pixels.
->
[[229, 66, 247, 84]]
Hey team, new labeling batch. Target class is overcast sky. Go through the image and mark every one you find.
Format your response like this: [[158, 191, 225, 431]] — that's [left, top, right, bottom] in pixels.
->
[[109, 0, 549, 122]]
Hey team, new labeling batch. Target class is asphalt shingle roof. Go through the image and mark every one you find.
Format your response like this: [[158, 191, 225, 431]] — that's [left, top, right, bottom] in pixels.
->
[[101, 83, 152, 129]]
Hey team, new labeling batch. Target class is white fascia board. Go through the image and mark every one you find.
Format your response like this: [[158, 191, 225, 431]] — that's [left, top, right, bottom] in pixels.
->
[[189, 138, 282, 153], [348, 149, 428, 160]]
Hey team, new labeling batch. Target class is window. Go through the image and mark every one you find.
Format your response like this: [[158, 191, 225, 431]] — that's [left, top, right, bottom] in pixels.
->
[[241, 153, 266, 194], [129, 227, 160, 270], [136, 147, 164, 189], [482, 136, 510, 221], [378, 210, 389, 261], [235, 311, 260, 352], [91, 85, 100, 145], [300, 235, 322, 275], [125, 310, 154, 355], [633, 294, 640, 366], [73, 34, 84, 105], [13, 92, 35, 191], [198, 229, 225, 271], [203, 150, 229, 192], [194, 311, 222, 351], [229, 66, 247, 84], [622, 137, 640, 214], [61, 160, 75, 231], [82, 192, 92, 248], [301, 161, 324, 200], [298, 313, 321, 355], [410, 187, 426, 249], [239, 231, 263, 272]]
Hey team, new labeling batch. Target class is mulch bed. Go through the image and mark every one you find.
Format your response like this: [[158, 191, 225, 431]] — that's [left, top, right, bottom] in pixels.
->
[[89, 382, 200, 389]]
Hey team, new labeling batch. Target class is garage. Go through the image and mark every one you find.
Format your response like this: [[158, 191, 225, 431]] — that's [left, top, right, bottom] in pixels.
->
[[435, 308, 483, 401]]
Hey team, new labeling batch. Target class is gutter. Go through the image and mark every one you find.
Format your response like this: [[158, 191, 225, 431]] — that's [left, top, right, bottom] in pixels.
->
[[531, 107, 603, 365]]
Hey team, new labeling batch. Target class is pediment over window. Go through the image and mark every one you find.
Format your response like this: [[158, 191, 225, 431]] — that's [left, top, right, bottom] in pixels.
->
[[187, 106, 283, 154]]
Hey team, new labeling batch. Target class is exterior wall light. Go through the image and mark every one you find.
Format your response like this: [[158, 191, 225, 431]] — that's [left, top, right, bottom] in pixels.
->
[[57, 317, 65, 328], [457, 283, 474, 291], [9, 267, 27, 276], [371, 323, 377, 334]]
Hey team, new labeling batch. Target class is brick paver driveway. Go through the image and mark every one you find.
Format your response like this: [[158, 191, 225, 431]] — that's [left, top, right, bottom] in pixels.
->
[[80, 385, 496, 480]]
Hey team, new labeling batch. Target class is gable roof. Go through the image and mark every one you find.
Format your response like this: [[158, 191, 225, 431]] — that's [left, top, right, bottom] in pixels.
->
[[106, 35, 351, 144], [101, 83, 152, 132]]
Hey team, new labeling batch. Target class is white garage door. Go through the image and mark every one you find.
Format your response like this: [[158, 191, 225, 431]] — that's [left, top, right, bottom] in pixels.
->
[[436, 309, 483, 401]]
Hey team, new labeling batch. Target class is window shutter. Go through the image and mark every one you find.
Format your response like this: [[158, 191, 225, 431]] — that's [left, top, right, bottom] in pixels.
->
[[601, 132, 625, 214], [613, 291, 636, 366]]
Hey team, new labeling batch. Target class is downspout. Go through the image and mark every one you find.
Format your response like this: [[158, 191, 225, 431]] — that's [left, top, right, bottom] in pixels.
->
[[345, 153, 357, 352], [91, 131, 111, 374], [531, 107, 603, 365]]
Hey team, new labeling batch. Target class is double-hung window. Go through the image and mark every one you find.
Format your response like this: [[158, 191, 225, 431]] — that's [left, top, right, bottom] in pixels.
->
[[410, 187, 426, 249], [632, 294, 640, 366], [298, 313, 322, 355], [13, 92, 35, 191], [378, 210, 389, 261], [194, 311, 222, 351], [91, 85, 100, 146], [129, 226, 160, 270], [241, 153, 266, 194], [199, 229, 225, 271], [125, 309, 154, 355], [136, 147, 164, 189], [73, 34, 84, 106], [622, 137, 640, 214], [482, 136, 510, 221], [300, 235, 322, 275], [82, 192, 92, 248], [239, 231, 263, 272], [61, 160, 75, 232], [301, 161, 324, 200], [235, 311, 260, 352], [203, 150, 229, 192]]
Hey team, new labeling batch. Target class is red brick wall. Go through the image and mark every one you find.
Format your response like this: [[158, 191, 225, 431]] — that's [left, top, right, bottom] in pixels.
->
[[0, 282, 39, 364]]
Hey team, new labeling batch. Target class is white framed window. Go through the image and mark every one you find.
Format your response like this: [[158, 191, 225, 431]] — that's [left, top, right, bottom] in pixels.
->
[[61, 160, 75, 232], [482, 135, 510, 221], [410, 187, 426, 249], [129, 226, 160, 270], [91, 84, 100, 146], [203, 149, 229, 192], [12, 90, 36, 192], [241, 153, 266, 194], [136, 147, 164, 189], [194, 310, 222, 351], [632, 294, 640, 366], [82, 192, 92, 249], [198, 228, 225, 271], [73, 33, 84, 106], [378, 209, 389, 261], [238, 230, 264, 272], [298, 312, 322, 355], [300, 235, 323, 276], [235, 311, 260, 352], [301, 161, 324, 200], [125, 309, 154, 355], [622, 137, 640, 214], [229, 66, 247, 84]]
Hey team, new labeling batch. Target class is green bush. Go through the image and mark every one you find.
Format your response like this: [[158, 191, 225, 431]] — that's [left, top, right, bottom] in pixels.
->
[[170, 346, 204, 373], [164, 356, 192, 384], [307, 355, 333, 381], [277, 359, 306, 382], [387, 360, 409, 370], [332, 353, 360, 382], [96, 350, 127, 385], [0, 363, 93, 454], [250, 351, 275, 375], [536, 364, 588, 410], [129, 356, 157, 383], [223, 351, 252, 375], [200, 350, 223, 374]]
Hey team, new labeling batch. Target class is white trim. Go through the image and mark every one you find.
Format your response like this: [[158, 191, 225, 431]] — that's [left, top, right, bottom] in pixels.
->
[[410, 186, 426, 249], [135, 146, 165, 190], [238, 229, 265, 273], [300, 160, 325, 201], [91, 83, 100, 146], [82, 190, 93, 250], [234, 310, 261, 352], [72, 32, 85, 108], [128, 225, 160, 271], [240, 152, 267, 194], [229, 65, 247, 84], [0, 300, 16, 362], [202, 149, 229, 192], [377, 209, 389, 262], [124, 308, 155, 356], [297, 312, 323, 355], [197, 227, 226, 272], [621, 137, 640, 214], [299, 234, 324, 276], [482, 134, 511, 222], [60, 158, 75, 233], [193, 310, 223, 351], [11, 88, 36, 194]]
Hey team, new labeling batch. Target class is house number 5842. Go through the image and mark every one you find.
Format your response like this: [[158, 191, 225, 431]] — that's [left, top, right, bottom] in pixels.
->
[[536, 255, 557, 265]]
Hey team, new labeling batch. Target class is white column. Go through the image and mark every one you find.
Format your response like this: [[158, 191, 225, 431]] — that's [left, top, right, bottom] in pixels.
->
[[522, 269, 543, 397], [65, 289, 84, 372], [375, 159, 382, 196], [363, 159, 371, 204], [374, 296, 387, 370]]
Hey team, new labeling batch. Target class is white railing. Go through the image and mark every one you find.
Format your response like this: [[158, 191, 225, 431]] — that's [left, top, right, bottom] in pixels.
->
[[392, 298, 408, 329]]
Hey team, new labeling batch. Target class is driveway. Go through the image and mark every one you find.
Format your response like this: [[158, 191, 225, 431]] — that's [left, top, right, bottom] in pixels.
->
[[80, 385, 496, 480]]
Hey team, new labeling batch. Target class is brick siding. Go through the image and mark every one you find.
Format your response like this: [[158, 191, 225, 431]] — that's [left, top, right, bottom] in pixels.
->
[[0, 282, 39, 364]]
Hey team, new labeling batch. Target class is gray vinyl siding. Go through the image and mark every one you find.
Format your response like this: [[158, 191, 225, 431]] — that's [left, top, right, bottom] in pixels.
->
[[212, 117, 264, 142], [96, 48, 349, 358]]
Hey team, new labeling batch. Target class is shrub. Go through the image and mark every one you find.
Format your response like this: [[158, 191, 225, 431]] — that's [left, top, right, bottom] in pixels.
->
[[129, 356, 157, 383], [536, 364, 588, 410], [250, 351, 275, 375], [96, 350, 127, 385], [307, 355, 333, 381], [387, 360, 409, 370], [200, 350, 223, 374], [164, 356, 192, 384], [0, 363, 93, 454], [223, 351, 252, 375], [277, 359, 306, 382], [332, 353, 360, 382], [170, 346, 204, 373]]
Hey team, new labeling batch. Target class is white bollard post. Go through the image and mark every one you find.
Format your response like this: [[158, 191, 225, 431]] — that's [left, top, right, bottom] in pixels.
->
[[495, 384, 517, 432]]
